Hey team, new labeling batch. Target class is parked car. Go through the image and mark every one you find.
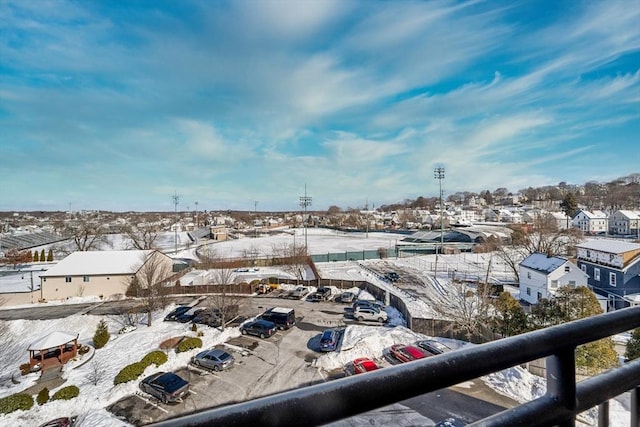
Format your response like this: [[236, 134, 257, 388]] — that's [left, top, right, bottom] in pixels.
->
[[192, 308, 221, 327], [164, 306, 191, 322], [352, 299, 384, 312], [38, 417, 77, 427], [389, 344, 430, 363], [139, 372, 189, 404], [311, 287, 332, 302], [290, 286, 309, 299], [354, 306, 387, 323], [352, 357, 380, 374], [240, 319, 277, 338], [340, 291, 356, 303], [259, 307, 296, 330], [385, 271, 400, 282], [435, 417, 465, 427], [319, 329, 340, 352], [176, 307, 205, 323], [416, 339, 451, 355], [191, 349, 235, 371]]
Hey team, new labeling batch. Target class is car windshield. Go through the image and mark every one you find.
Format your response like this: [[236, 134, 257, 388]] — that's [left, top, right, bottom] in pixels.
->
[[219, 352, 230, 361]]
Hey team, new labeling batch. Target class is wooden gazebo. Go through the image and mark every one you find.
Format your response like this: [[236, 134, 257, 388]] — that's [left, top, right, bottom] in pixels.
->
[[27, 331, 79, 371]]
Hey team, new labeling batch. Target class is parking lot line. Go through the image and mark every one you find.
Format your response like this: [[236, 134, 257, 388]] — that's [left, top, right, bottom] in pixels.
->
[[134, 393, 169, 413]]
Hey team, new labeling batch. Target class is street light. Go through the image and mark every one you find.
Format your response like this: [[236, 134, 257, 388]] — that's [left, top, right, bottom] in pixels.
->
[[434, 167, 445, 255], [299, 184, 312, 250]]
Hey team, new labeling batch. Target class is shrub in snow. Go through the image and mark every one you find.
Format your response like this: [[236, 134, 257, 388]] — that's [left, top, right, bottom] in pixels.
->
[[36, 387, 49, 405], [118, 325, 137, 334], [141, 351, 168, 368], [114, 362, 147, 385], [19, 363, 31, 376], [93, 320, 110, 349], [176, 337, 202, 353], [191, 323, 198, 332], [51, 385, 79, 401], [0, 393, 34, 414]]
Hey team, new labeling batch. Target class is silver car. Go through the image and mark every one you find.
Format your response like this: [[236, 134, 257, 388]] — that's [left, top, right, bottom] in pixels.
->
[[354, 306, 388, 323], [191, 349, 235, 371]]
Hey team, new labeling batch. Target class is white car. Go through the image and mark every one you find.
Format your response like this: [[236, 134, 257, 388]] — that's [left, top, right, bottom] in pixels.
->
[[354, 306, 387, 323]]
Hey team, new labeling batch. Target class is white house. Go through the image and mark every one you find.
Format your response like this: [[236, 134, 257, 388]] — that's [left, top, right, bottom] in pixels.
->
[[609, 210, 640, 237], [572, 209, 608, 234], [519, 253, 589, 305], [40, 250, 174, 301]]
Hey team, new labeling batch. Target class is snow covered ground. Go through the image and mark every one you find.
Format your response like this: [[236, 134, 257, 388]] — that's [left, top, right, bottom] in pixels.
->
[[0, 228, 633, 426]]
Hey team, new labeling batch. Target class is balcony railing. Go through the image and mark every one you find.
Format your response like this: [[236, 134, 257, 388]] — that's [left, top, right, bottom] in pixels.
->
[[151, 306, 640, 427]]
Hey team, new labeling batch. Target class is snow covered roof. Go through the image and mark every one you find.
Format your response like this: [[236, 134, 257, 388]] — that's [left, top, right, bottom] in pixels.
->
[[576, 239, 640, 254], [520, 253, 567, 274], [28, 331, 78, 350], [615, 210, 640, 219], [41, 250, 154, 277]]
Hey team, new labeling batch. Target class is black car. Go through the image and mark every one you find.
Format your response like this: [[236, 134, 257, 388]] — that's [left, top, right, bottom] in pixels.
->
[[240, 319, 277, 338], [192, 309, 222, 327], [259, 307, 296, 330], [176, 307, 205, 323], [164, 306, 191, 322], [139, 372, 189, 404], [416, 339, 451, 355]]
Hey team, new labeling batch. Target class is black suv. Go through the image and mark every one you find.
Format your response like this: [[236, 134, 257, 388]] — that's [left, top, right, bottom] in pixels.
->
[[259, 307, 296, 330], [139, 372, 189, 404]]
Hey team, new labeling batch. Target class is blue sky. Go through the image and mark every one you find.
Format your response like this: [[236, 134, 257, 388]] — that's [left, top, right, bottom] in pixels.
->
[[1, 0, 638, 212]]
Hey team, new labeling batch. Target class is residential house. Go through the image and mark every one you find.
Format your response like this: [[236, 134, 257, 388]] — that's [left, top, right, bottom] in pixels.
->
[[572, 210, 608, 234], [519, 253, 589, 305], [609, 210, 640, 237], [39, 250, 174, 301], [575, 239, 640, 310]]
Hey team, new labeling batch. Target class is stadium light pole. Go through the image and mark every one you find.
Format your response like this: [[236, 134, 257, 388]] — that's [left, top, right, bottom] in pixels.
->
[[299, 184, 312, 251], [172, 192, 179, 254], [434, 167, 445, 255]]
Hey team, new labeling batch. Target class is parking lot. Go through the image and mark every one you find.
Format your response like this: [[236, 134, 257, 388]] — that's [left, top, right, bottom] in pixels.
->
[[108, 295, 370, 424]]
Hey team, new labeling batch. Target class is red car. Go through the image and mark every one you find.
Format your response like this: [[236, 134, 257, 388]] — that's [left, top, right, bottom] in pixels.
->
[[390, 344, 430, 363], [352, 357, 380, 374]]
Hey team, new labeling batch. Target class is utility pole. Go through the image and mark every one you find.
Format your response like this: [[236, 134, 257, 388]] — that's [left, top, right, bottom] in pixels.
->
[[254, 200, 259, 238], [195, 201, 199, 229], [172, 192, 179, 254], [434, 167, 445, 254], [299, 184, 312, 251]]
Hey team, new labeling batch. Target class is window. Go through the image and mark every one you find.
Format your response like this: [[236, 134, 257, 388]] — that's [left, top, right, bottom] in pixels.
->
[[537, 292, 542, 300], [569, 281, 576, 286], [610, 273, 616, 287], [65, 276, 71, 283], [526, 288, 531, 296], [586, 250, 591, 258], [83, 276, 90, 283], [551, 280, 558, 289], [527, 272, 531, 279], [594, 268, 600, 281], [564, 265, 570, 272], [581, 264, 586, 273]]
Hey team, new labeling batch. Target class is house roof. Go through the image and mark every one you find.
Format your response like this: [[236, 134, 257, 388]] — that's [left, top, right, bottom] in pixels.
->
[[577, 210, 607, 219], [520, 253, 567, 274], [42, 250, 155, 277], [576, 239, 640, 254], [28, 331, 78, 351], [615, 210, 640, 220]]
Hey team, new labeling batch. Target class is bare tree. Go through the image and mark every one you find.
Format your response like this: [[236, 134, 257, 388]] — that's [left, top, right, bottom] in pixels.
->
[[126, 251, 174, 327], [271, 242, 308, 283], [199, 250, 245, 331], [86, 359, 107, 386], [122, 223, 162, 250], [64, 217, 111, 252], [432, 279, 494, 341]]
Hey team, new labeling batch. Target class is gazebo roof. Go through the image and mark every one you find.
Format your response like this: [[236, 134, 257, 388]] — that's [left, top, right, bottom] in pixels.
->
[[28, 331, 79, 351]]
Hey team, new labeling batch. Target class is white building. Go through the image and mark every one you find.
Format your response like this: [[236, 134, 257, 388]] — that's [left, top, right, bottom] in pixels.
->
[[519, 253, 589, 305], [573, 209, 608, 234]]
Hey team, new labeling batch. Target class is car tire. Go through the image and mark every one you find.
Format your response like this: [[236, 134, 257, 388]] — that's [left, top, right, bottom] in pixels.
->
[[214, 365, 221, 372], [241, 329, 247, 335], [260, 333, 266, 339], [377, 318, 384, 323], [357, 316, 364, 322], [162, 394, 168, 404]]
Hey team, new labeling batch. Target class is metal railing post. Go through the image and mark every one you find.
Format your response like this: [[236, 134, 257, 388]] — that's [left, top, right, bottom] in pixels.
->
[[597, 401, 609, 427], [631, 387, 638, 427], [546, 349, 577, 427]]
